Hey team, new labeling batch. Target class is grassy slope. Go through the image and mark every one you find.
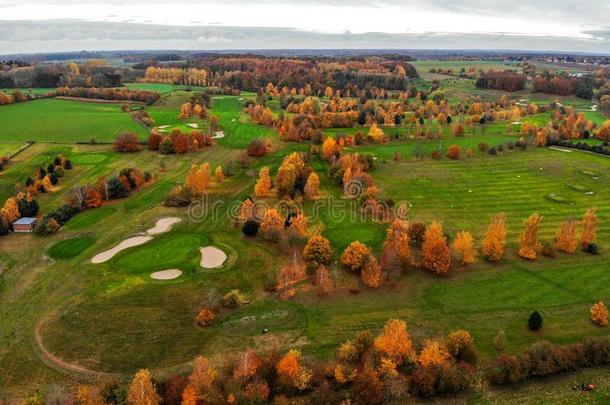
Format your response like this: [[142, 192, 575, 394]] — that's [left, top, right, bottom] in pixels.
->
[[0, 99, 149, 142]]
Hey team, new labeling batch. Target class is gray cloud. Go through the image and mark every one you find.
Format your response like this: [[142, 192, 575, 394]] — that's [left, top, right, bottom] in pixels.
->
[[0, 20, 608, 54]]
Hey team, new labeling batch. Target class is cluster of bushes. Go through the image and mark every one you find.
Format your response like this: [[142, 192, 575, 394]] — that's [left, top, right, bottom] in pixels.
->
[[35, 167, 151, 235], [23, 154, 73, 195], [55, 86, 160, 104], [0, 155, 10, 171], [532, 74, 593, 99], [247, 138, 269, 157], [148, 129, 212, 154], [548, 138, 610, 156], [0, 89, 31, 105], [475, 70, 526, 92], [131, 109, 155, 127], [489, 337, 610, 385], [478, 139, 529, 156]]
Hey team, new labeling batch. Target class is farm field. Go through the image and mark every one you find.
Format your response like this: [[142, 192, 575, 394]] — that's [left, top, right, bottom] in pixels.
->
[[0, 57, 609, 403]]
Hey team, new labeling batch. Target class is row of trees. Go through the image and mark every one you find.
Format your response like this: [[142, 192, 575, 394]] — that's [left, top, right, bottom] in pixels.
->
[[56, 318, 610, 404], [55, 86, 160, 104]]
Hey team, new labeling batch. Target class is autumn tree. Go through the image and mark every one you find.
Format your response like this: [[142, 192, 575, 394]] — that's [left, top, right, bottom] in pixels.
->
[[303, 235, 333, 264], [113, 132, 140, 153], [1, 197, 20, 224], [315, 264, 334, 296], [383, 218, 410, 264], [186, 356, 216, 401], [422, 221, 451, 274], [84, 188, 104, 209], [418, 340, 450, 367], [215, 165, 224, 183], [341, 241, 370, 272], [581, 208, 598, 246], [289, 212, 308, 238], [373, 319, 414, 364], [277, 350, 312, 391], [322, 137, 338, 160], [254, 167, 272, 197], [127, 369, 160, 405], [185, 163, 211, 196], [239, 198, 255, 222], [447, 144, 462, 160], [260, 208, 284, 240], [452, 231, 475, 265], [591, 301, 608, 327], [519, 213, 542, 260], [555, 219, 577, 253], [304, 172, 320, 200], [361, 254, 382, 288], [233, 349, 263, 382], [482, 213, 506, 262]]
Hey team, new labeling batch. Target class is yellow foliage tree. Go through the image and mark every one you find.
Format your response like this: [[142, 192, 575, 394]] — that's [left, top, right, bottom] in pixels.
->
[[254, 167, 272, 197], [591, 301, 608, 327], [321, 137, 338, 160], [555, 219, 577, 253], [303, 235, 333, 264], [368, 123, 386, 142], [447, 330, 474, 356], [42, 175, 54, 192], [239, 198, 255, 222], [482, 213, 506, 262], [185, 163, 210, 196], [187, 356, 216, 400], [383, 218, 410, 264], [422, 221, 451, 274], [341, 241, 370, 272], [275, 163, 297, 192], [361, 254, 382, 288], [290, 213, 308, 238], [304, 172, 320, 200], [214, 165, 224, 183], [1, 197, 20, 224], [418, 340, 450, 367], [581, 207, 598, 246], [452, 231, 475, 265], [260, 208, 284, 240], [315, 264, 334, 296], [519, 213, 542, 260], [373, 319, 414, 364], [126, 369, 160, 405]]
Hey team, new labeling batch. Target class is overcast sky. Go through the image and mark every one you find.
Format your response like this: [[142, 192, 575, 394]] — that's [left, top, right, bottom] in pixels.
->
[[1, 0, 609, 54]]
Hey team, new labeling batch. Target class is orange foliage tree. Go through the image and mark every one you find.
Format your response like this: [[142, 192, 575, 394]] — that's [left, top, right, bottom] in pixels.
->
[[418, 340, 450, 367], [341, 241, 370, 272], [373, 319, 414, 364], [321, 137, 338, 160], [383, 218, 411, 264], [315, 264, 334, 296], [185, 163, 211, 196], [581, 208, 598, 246], [303, 235, 333, 264], [260, 208, 284, 240], [289, 213, 308, 238], [214, 166, 224, 183], [187, 356, 216, 401], [233, 349, 263, 382], [591, 301, 608, 327], [1, 197, 20, 224], [422, 221, 451, 274], [304, 172, 320, 200], [519, 213, 542, 260], [555, 219, 577, 253], [482, 213, 506, 262], [254, 167, 272, 197], [361, 254, 382, 288], [452, 231, 475, 265]]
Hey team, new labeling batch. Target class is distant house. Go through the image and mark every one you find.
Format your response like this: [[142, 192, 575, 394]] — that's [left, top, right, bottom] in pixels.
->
[[12, 217, 37, 233]]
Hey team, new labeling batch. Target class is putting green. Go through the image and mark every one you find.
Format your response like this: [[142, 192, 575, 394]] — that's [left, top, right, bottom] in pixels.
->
[[48, 235, 96, 260], [111, 233, 210, 274]]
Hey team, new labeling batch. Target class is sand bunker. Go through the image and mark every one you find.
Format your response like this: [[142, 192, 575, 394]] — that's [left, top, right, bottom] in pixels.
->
[[187, 123, 199, 128], [147, 217, 182, 235], [199, 246, 227, 268], [549, 147, 573, 153], [212, 131, 225, 139], [150, 269, 183, 280], [91, 236, 153, 264]]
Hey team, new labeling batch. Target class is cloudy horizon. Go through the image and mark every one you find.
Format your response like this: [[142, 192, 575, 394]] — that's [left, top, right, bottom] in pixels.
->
[[1, 1, 609, 54]]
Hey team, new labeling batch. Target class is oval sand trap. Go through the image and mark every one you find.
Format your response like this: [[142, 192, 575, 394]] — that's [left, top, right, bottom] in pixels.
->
[[91, 236, 153, 264], [199, 246, 227, 268], [150, 269, 183, 280], [147, 217, 182, 235]]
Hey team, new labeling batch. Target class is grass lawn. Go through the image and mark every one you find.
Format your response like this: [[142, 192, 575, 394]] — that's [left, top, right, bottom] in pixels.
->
[[0, 99, 149, 142], [1, 80, 610, 401]]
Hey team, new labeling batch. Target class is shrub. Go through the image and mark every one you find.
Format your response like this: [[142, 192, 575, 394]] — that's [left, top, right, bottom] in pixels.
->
[[528, 310, 543, 331], [478, 142, 489, 152], [165, 186, 192, 207], [159, 137, 175, 154], [408, 222, 426, 246], [242, 219, 259, 237], [147, 132, 162, 150], [247, 138, 267, 157], [488, 147, 497, 155], [223, 290, 249, 308], [113, 132, 140, 153], [447, 144, 462, 160], [33, 217, 60, 236], [591, 301, 608, 326], [341, 241, 370, 272], [196, 308, 215, 327], [431, 150, 440, 160]]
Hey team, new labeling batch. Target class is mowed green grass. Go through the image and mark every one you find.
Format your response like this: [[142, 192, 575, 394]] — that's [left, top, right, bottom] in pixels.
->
[[0, 98, 149, 142], [125, 83, 204, 94], [48, 235, 96, 260]]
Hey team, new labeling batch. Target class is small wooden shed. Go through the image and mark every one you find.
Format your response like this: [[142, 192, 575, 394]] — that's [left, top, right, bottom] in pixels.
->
[[12, 217, 37, 233]]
